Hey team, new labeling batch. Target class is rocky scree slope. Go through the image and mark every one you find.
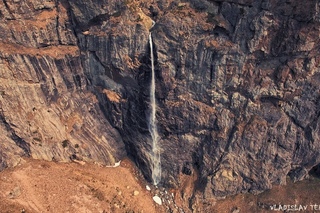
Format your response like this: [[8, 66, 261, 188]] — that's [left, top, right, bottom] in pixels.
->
[[0, 0, 320, 201]]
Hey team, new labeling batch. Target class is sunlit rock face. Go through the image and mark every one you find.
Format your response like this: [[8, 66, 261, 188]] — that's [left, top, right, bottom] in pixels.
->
[[0, 0, 126, 169], [1, 0, 320, 199]]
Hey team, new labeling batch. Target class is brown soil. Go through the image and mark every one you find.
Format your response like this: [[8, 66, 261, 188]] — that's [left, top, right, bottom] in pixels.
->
[[209, 176, 320, 213], [1, 158, 320, 213], [0, 158, 165, 213]]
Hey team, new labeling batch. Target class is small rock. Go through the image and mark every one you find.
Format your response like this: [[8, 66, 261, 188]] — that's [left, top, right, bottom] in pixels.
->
[[133, 190, 139, 196], [7, 187, 21, 199], [232, 208, 240, 213], [146, 185, 151, 191], [153, 195, 162, 205], [114, 161, 121, 167], [82, 31, 89, 35], [73, 160, 86, 165]]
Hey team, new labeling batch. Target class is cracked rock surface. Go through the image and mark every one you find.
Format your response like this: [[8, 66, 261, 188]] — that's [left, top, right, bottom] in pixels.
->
[[0, 0, 320, 201]]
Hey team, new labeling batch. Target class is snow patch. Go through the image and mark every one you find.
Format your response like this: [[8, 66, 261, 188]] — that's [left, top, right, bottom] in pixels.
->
[[106, 160, 121, 168], [153, 195, 162, 205]]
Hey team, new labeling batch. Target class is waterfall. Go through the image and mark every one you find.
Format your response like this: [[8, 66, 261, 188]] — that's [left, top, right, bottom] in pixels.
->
[[148, 32, 161, 185]]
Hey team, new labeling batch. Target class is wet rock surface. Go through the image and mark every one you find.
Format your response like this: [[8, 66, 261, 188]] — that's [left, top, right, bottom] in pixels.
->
[[0, 0, 320, 203]]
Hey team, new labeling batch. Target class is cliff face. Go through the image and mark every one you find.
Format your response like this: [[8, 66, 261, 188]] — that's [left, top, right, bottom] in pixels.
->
[[0, 0, 126, 169], [1, 0, 320, 201]]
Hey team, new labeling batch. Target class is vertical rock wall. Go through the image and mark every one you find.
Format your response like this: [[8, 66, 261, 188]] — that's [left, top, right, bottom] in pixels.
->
[[0, 0, 320, 200], [0, 0, 126, 169]]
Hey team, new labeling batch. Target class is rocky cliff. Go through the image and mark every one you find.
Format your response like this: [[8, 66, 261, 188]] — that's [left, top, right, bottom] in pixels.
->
[[1, 0, 320, 203], [0, 0, 126, 169]]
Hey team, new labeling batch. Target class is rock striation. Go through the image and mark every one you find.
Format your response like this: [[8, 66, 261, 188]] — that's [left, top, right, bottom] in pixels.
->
[[0, 0, 126, 169], [0, 0, 320, 204]]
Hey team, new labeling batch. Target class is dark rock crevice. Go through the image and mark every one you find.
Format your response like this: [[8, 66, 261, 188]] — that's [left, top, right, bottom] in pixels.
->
[[0, 113, 30, 156], [60, 0, 82, 48], [55, 1, 62, 45], [309, 163, 320, 178], [87, 13, 111, 28], [2, 0, 12, 18]]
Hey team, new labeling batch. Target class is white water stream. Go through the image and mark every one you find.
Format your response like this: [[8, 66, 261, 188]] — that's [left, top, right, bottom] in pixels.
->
[[148, 32, 161, 185]]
